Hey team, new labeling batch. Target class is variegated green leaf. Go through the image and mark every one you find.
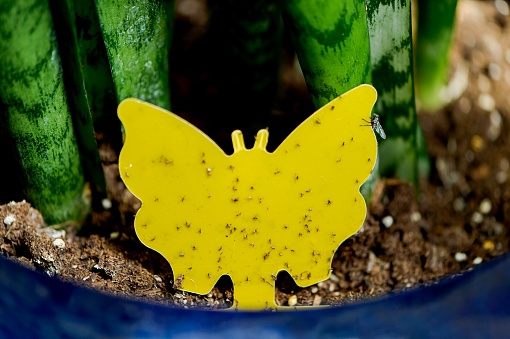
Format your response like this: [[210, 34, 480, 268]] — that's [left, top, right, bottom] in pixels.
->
[[366, 0, 419, 184]]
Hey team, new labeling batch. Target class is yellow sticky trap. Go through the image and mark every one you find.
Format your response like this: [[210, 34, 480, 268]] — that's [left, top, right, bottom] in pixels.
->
[[118, 84, 378, 310]]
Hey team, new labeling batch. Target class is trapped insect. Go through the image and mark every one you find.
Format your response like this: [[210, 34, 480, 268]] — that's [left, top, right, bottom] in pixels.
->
[[361, 113, 386, 139]]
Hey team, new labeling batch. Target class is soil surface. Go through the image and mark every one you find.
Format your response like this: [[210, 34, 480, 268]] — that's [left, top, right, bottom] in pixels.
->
[[1, 0, 510, 309]]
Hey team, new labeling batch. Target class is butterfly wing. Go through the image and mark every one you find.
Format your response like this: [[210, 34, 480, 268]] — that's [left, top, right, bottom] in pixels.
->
[[269, 84, 378, 287], [118, 99, 231, 294]]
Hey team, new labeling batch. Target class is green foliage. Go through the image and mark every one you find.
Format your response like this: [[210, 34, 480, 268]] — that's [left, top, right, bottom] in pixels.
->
[[0, 0, 175, 224], [366, 0, 418, 185], [0, 0, 90, 225], [415, 0, 458, 111], [51, 0, 107, 193], [0, 0, 456, 223], [94, 0, 173, 110], [282, 0, 371, 108], [67, 0, 119, 131]]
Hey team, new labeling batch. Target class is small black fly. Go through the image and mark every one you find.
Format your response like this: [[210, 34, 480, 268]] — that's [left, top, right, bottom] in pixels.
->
[[361, 113, 386, 139]]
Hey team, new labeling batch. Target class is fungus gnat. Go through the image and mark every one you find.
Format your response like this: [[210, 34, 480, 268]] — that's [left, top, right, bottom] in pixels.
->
[[361, 113, 386, 139]]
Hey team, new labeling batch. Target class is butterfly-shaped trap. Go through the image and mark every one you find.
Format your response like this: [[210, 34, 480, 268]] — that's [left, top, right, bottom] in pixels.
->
[[118, 84, 378, 310]]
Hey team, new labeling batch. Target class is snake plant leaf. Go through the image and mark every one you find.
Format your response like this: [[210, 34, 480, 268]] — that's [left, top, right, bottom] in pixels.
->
[[366, 0, 419, 185], [0, 0, 90, 224], [415, 0, 458, 111], [51, 0, 107, 193], [94, 0, 173, 110], [282, 0, 371, 109]]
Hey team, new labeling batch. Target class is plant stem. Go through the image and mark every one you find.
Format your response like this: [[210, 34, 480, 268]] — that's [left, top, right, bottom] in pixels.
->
[[366, 0, 419, 185], [94, 0, 173, 110], [282, 0, 371, 108], [51, 0, 107, 193], [65, 0, 120, 135], [415, 0, 458, 111], [0, 0, 90, 224]]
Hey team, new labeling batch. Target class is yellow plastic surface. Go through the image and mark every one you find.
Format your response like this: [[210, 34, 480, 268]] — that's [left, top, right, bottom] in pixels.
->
[[118, 84, 378, 310]]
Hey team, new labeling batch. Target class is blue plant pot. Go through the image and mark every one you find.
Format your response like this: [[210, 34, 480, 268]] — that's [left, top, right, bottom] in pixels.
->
[[1, 253, 509, 338]]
